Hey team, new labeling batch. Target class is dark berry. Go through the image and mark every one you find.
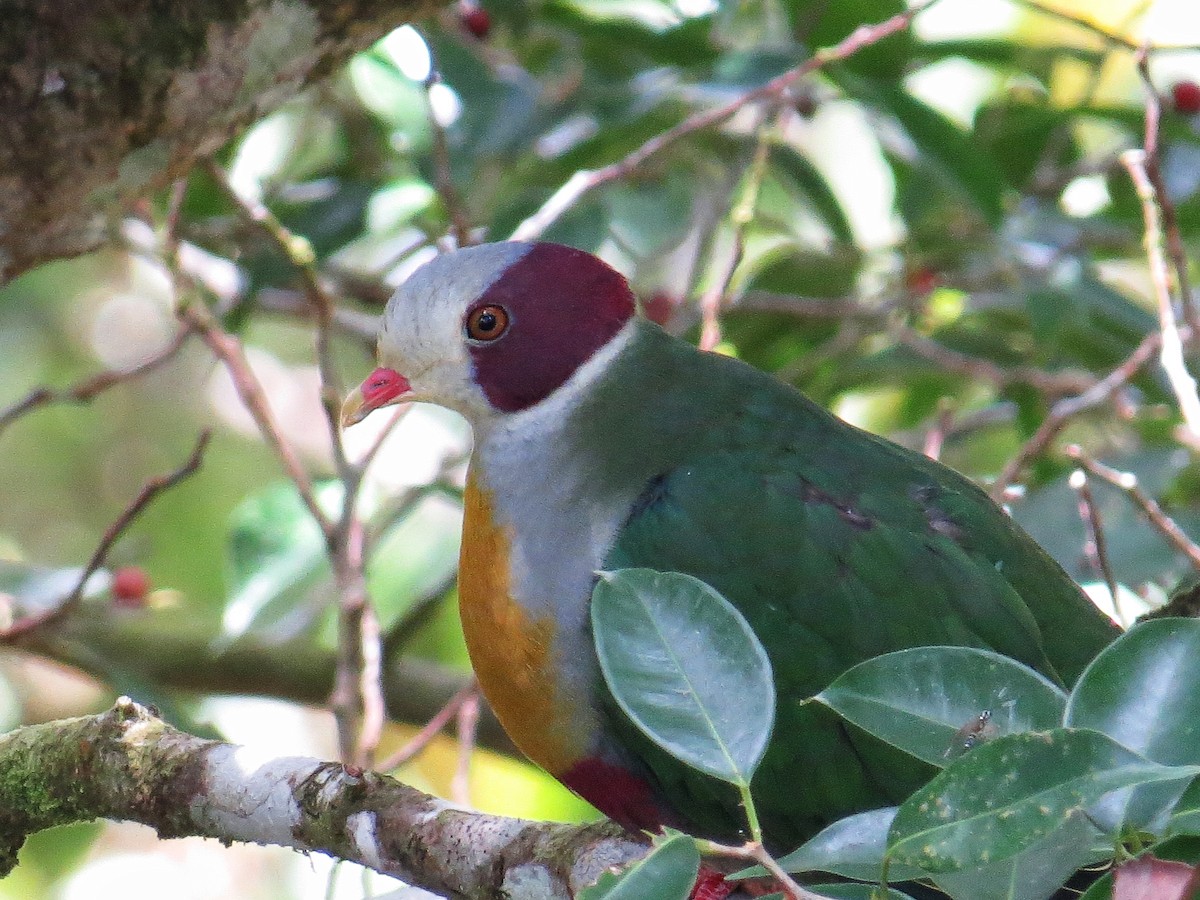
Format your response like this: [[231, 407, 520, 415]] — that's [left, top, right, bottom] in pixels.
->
[[459, 4, 491, 40], [1172, 80, 1200, 115], [906, 266, 939, 295], [643, 291, 679, 327]]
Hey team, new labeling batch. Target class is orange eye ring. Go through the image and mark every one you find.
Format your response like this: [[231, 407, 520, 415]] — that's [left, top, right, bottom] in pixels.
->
[[466, 304, 510, 342]]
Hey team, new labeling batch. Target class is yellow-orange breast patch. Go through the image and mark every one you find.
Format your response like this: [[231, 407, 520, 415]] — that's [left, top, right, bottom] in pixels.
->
[[459, 467, 585, 775]]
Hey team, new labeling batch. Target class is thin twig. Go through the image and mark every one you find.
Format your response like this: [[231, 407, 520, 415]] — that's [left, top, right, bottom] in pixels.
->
[[0, 431, 211, 641], [509, 0, 940, 241], [451, 690, 479, 806], [737, 290, 1094, 395], [991, 327, 1168, 499], [1132, 50, 1199, 335], [892, 323, 1093, 396], [335, 519, 387, 768], [923, 401, 956, 461], [1068, 466, 1124, 625], [204, 162, 395, 766], [733, 291, 881, 320], [0, 326, 194, 439], [697, 840, 829, 900], [1067, 447, 1200, 572], [425, 71, 473, 247], [1008, 0, 1200, 53], [1121, 149, 1200, 440], [378, 679, 479, 772], [179, 301, 333, 537], [698, 124, 772, 351]]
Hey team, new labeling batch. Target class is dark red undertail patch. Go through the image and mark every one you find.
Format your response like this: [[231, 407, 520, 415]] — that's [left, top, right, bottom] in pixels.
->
[[560, 757, 665, 834], [467, 243, 635, 412]]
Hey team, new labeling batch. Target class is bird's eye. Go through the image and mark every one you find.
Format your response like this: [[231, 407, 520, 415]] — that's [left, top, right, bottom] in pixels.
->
[[466, 304, 510, 342]]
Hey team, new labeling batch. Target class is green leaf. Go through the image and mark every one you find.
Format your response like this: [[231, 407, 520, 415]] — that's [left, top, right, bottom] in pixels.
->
[[770, 807, 924, 881], [888, 728, 1200, 873], [1067, 619, 1200, 831], [367, 494, 462, 634], [847, 76, 1007, 226], [592, 568, 775, 784], [1167, 778, 1200, 838], [804, 885, 916, 900], [767, 143, 855, 244], [814, 646, 1067, 767], [929, 811, 1107, 900], [578, 833, 699, 900], [1067, 619, 1200, 758], [221, 481, 337, 644]]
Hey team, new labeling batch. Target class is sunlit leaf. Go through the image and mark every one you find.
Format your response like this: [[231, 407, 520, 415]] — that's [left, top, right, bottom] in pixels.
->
[[592, 568, 775, 784]]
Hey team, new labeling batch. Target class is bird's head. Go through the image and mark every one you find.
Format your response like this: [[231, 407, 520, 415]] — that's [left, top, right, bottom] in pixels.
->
[[341, 242, 637, 427]]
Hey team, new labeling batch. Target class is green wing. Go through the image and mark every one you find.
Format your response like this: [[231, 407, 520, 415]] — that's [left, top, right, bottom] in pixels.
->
[[597, 337, 1119, 847]]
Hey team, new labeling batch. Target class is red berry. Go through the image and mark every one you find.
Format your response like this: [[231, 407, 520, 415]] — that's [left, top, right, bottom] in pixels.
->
[[1172, 80, 1200, 115], [906, 266, 939, 295], [459, 4, 491, 40], [111, 566, 151, 606]]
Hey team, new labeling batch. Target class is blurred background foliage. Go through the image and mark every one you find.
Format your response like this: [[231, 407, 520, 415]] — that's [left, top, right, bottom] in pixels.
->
[[1, 0, 1200, 896]]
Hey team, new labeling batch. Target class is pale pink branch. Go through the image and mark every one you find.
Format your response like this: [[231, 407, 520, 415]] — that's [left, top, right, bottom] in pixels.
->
[[991, 328, 1168, 499], [1121, 149, 1200, 440], [1067, 446, 1200, 572], [379, 678, 479, 773], [1068, 467, 1124, 626]]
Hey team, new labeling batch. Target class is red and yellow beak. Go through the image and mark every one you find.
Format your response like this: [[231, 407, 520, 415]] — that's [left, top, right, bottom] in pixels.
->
[[340, 367, 413, 427]]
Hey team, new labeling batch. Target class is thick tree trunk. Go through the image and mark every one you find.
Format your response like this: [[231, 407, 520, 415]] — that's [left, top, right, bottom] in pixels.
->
[[0, 0, 443, 283]]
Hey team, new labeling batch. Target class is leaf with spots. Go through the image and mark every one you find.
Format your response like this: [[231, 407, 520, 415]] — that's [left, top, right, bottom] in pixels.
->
[[888, 728, 1200, 874], [814, 646, 1066, 768]]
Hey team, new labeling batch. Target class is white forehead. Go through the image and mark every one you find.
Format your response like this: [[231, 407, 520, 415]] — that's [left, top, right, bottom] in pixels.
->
[[390, 242, 533, 322]]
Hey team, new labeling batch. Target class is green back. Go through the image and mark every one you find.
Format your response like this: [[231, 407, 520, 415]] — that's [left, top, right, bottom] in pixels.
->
[[580, 322, 1120, 847]]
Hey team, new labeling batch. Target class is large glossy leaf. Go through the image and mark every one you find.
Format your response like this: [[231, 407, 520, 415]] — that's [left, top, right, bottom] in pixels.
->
[[1066, 619, 1200, 831], [929, 812, 1107, 900], [770, 808, 924, 882], [888, 728, 1200, 873], [578, 833, 698, 900], [591, 568, 775, 784], [814, 646, 1066, 767]]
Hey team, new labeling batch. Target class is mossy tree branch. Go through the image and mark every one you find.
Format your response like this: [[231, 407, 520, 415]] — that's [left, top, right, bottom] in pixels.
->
[[0, 698, 644, 899]]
